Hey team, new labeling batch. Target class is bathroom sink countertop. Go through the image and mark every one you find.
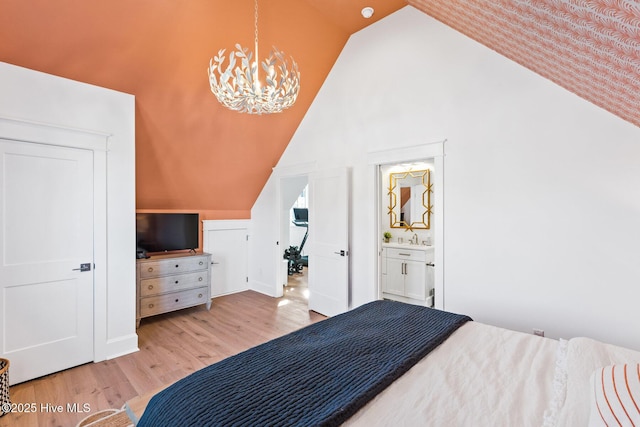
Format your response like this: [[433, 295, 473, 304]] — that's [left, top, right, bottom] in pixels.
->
[[382, 242, 433, 251]]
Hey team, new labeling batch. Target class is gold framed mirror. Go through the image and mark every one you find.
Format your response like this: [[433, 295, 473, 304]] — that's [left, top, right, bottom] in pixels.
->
[[388, 169, 432, 230]]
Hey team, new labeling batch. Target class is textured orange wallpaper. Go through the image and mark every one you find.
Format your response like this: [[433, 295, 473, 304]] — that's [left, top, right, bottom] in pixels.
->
[[409, 0, 640, 128], [0, 0, 349, 219]]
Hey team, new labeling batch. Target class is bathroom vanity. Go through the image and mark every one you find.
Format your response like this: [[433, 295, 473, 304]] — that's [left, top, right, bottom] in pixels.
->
[[381, 243, 434, 307]]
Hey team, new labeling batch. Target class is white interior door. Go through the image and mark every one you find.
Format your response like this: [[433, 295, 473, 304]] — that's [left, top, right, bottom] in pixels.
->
[[307, 168, 349, 316], [204, 226, 248, 297], [0, 139, 94, 384]]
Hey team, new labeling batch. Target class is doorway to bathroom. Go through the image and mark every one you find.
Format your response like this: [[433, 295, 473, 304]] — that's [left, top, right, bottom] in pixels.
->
[[368, 141, 445, 310], [379, 161, 435, 307]]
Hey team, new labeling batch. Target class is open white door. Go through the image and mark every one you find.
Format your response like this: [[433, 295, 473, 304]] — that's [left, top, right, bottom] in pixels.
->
[[307, 168, 349, 317], [0, 139, 94, 384]]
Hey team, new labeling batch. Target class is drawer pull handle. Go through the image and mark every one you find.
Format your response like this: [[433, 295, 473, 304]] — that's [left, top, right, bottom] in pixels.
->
[[148, 285, 153, 290], [148, 267, 153, 272], [175, 280, 179, 284], [148, 303, 154, 308], [198, 277, 203, 282], [175, 298, 179, 303], [398, 253, 411, 256], [175, 264, 179, 268], [198, 293, 203, 298], [199, 261, 204, 265]]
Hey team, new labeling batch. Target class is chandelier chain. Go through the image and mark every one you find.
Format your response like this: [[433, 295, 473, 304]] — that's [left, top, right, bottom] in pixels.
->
[[254, 0, 259, 62]]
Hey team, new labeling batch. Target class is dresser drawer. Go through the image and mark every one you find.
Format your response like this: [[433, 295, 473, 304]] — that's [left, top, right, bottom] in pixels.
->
[[139, 287, 209, 317], [140, 271, 209, 297], [384, 247, 426, 262], [139, 255, 209, 279]]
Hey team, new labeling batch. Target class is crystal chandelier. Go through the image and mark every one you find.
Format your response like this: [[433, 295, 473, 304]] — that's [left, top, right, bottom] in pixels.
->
[[207, 0, 300, 115]]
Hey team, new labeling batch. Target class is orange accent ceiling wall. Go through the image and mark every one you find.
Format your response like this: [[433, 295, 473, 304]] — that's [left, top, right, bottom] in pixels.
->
[[1, 0, 399, 219], [7, 0, 633, 223]]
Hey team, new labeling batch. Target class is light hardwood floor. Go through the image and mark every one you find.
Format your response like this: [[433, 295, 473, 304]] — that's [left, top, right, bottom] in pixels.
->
[[1, 269, 321, 427]]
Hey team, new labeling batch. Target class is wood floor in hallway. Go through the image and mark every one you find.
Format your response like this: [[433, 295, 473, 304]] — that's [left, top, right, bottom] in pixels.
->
[[2, 268, 321, 427]]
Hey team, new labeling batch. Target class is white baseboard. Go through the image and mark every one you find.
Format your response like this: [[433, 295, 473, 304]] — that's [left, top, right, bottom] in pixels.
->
[[104, 333, 139, 360], [211, 288, 248, 299], [250, 279, 280, 297]]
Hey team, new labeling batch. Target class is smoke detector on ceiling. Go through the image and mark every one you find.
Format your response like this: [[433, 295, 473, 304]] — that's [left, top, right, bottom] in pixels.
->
[[361, 7, 374, 19]]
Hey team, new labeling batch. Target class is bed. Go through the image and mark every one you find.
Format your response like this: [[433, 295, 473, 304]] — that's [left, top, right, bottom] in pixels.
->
[[126, 300, 640, 426]]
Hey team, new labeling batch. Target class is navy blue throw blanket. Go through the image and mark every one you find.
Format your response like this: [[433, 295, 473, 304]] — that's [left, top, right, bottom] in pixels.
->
[[138, 300, 471, 427]]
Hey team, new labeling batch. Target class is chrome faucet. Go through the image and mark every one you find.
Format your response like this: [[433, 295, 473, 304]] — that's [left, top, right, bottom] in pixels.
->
[[411, 233, 419, 245]]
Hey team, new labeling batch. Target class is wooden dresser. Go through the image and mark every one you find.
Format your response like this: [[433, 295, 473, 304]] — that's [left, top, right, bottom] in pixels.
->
[[136, 252, 211, 327]]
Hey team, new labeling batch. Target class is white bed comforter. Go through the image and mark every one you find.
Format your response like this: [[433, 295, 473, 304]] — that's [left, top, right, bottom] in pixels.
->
[[346, 322, 558, 427], [345, 322, 640, 427]]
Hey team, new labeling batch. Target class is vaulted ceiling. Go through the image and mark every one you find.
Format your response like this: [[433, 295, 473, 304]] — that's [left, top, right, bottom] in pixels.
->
[[1, 0, 637, 218], [0, 0, 406, 217]]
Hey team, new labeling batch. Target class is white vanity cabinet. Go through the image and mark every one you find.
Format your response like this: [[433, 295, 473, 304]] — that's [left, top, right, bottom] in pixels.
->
[[381, 244, 434, 306]]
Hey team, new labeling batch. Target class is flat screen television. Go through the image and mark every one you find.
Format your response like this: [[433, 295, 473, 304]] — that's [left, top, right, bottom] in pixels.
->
[[136, 213, 199, 254], [293, 208, 308, 222]]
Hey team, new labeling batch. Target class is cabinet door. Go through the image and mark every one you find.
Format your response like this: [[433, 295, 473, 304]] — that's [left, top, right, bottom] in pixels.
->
[[404, 260, 426, 301], [384, 257, 405, 296], [204, 227, 248, 297]]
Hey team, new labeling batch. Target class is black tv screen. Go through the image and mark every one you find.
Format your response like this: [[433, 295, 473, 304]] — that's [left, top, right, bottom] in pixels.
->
[[293, 208, 308, 222], [136, 213, 199, 253]]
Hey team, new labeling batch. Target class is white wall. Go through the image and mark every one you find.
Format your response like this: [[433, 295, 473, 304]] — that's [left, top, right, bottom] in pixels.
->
[[0, 62, 138, 359], [251, 6, 640, 350], [249, 171, 281, 297]]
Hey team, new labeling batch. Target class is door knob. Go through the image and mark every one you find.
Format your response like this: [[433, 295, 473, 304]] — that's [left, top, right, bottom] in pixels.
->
[[72, 263, 92, 272]]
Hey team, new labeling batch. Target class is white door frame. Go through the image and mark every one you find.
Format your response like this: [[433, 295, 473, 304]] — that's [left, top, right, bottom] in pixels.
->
[[367, 141, 446, 309], [0, 115, 110, 361]]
